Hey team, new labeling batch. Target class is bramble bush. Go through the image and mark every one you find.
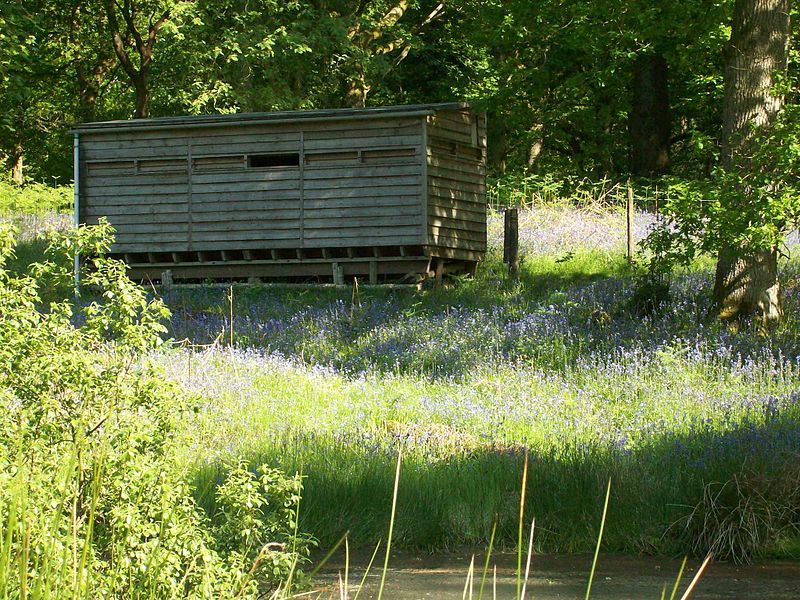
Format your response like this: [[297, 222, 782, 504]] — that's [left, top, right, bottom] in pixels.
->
[[0, 222, 312, 598]]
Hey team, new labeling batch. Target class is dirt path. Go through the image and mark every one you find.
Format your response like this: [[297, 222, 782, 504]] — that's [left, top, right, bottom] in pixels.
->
[[314, 552, 800, 599]]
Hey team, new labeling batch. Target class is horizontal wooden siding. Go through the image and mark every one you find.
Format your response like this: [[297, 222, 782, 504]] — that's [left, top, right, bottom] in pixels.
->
[[80, 117, 426, 253], [425, 108, 487, 257]]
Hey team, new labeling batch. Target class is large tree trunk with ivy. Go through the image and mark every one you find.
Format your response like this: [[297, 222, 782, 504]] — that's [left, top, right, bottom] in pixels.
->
[[713, 0, 791, 323], [629, 52, 671, 176]]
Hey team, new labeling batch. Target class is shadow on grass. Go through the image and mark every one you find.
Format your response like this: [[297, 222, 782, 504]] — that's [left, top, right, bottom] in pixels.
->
[[191, 407, 800, 562]]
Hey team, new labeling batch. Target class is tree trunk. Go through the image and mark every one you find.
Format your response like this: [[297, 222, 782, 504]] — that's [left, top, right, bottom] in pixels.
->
[[133, 72, 150, 118], [487, 113, 509, 173], [715, 247, 781, 321], [345, 64, 369, 108], [77, 59, 114, 122], [527, 124, 544, 171], [713, 0, 791, 323], [10, 145, 24, 186], [629, 52, 670, 176]]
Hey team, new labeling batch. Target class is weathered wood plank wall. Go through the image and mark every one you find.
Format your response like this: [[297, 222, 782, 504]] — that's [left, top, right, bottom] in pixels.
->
[[425, 107, 487, 261], [81, 117, 426, 253]]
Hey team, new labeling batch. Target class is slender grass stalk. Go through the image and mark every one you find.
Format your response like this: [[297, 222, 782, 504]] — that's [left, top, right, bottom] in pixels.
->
[[284, 467, 306, 592], [585, 478, 611, 600], [516, 450, 529, 600], [344, 536, 349, 600], [78, 454, 105, 600], [307, 530, 349, 581], [478, 519, 497, 600], [669, 557, 687, 600], [352, 539, 382, 600], [520, 517, 536, 600], [377, 450, 402, 600], [233, 544, 271, 600], [493, 566, 497, 600], [462, 555, 475, 600], [19, 492, 28, 600], [678, 553, 712, 600]]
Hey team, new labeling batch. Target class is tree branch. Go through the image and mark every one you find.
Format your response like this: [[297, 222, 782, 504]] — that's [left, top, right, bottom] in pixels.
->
[[120, 0, 146, 56]]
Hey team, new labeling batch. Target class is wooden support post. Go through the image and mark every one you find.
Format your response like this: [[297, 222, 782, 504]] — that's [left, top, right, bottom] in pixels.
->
[[332, 262, 344, 285], [504, 207, 519, 279], [369, 260, 378, 284], [627, 183, 635, 264], [434, 258, 445, 288], [161, 269, 173, 288]]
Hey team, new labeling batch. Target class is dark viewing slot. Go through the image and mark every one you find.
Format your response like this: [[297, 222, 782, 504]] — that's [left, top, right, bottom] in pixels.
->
[[248, 153, 300, 168]]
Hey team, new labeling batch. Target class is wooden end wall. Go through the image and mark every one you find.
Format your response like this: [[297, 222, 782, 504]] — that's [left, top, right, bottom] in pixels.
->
[[425, 108, 487, 261]]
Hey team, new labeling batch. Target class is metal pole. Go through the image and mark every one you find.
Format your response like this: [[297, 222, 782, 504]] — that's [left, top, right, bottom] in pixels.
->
[[73, 133, 81, 292]]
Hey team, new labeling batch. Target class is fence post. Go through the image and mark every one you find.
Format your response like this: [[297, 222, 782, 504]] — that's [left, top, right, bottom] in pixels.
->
[[626, 183, 635, 264], [504, 207, 519, 279]]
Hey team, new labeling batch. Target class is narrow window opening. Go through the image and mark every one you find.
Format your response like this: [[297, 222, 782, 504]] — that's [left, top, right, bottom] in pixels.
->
[[248, 153, 299, 168], [362, 148, 416, 163]]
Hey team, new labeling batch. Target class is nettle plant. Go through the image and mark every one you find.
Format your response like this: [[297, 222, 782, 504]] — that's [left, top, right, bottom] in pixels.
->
[[643, 104, 800, 272], [0, 222, 311, 598]]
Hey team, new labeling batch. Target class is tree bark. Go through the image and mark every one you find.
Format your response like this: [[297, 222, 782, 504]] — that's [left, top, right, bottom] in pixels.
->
[[77, 59, 114, 122], [629, 52, 671, 176], [527, 124, 544, 171], [713, 0, 791, 323], [345, 64, 369, 108], [132, 72, 150, 119], [10, 145, 24, 186], [487, 113, 509, 173]]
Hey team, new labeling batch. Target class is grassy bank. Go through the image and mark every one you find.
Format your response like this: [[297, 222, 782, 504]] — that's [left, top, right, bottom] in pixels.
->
[[5, 198, 800, 569], [155, 207, 800, 561]]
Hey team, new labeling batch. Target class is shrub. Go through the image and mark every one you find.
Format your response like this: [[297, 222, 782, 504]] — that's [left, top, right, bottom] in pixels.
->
[[0, 222, 312, 598]]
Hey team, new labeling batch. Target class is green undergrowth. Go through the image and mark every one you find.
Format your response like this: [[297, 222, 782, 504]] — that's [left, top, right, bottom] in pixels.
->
[[171, 346, 800, 561], [0, 224, 313, 598], [0, 178, 72, 215]]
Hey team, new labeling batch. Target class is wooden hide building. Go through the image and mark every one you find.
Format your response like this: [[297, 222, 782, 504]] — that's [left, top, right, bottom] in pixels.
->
[[73, 103, 487, 283]]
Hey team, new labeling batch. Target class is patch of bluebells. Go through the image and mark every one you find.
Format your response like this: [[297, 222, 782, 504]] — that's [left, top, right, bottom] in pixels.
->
[[169, 262, 800, 381], [160, 207, 800, 465], [486, 207, 658, 256]]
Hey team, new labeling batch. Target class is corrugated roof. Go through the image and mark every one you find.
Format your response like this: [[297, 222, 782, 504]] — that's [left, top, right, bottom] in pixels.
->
[[72, 102, 470, 133]]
